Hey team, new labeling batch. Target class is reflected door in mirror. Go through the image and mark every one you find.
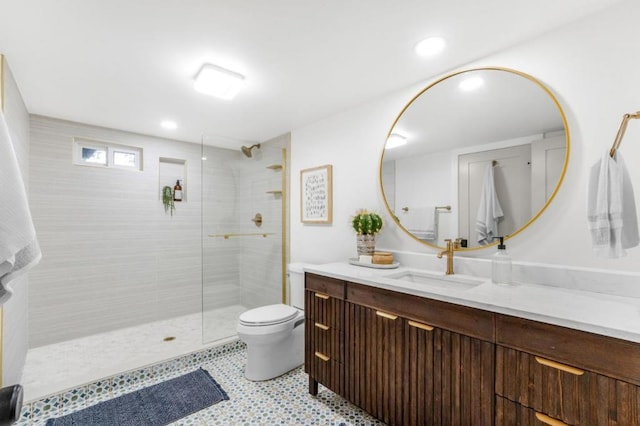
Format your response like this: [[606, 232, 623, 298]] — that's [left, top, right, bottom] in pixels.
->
[[458, 145, 531, 245]]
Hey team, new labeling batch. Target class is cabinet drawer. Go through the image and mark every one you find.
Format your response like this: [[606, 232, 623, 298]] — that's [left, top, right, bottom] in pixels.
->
[[305, 350, 344, 396], [496, 314, 640, 386], [496, 345, 640, 425], [496, 395, 572, 426], [305, 319, 343, 362], [347, 282, 494, 341], [305, 289, 344, 330], [306, 273, 345, 299]]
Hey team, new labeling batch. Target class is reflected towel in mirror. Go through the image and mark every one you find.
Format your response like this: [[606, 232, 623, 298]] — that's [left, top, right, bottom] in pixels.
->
[[587, 151, 639, 258], [401, 207, 437, 241], [476, 164, 503, 245]]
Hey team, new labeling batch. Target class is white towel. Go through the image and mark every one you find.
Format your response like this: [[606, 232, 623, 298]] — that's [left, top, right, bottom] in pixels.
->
[[476, 164, 503, 245], [401, 207, 437, 241], [587, 151, 639, 258], [0, 112, 42, 304]]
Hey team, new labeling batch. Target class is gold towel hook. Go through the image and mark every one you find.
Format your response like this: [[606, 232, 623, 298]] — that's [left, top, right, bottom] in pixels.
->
[[609, 111, 640, 157]]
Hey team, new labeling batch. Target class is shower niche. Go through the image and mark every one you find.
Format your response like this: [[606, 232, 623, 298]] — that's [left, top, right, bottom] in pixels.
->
[[159, 157, 187, 201]]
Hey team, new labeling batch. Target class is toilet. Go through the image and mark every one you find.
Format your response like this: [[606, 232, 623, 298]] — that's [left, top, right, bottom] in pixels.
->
[[237, 263, 306, 381]]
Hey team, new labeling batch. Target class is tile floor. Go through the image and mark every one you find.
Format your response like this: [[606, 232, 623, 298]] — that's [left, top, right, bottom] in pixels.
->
[[22, 305, 248, 401], [19, 305, 382, 425], [18, 341, 383, 425]]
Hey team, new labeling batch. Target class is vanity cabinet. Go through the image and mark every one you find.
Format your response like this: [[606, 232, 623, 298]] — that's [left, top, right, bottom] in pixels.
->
[[495, 315, 640, 425], [305, 271, 640, 425]]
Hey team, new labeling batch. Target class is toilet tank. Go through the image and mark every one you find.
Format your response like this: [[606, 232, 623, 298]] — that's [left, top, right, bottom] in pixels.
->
[[288, 263, 307, 310]]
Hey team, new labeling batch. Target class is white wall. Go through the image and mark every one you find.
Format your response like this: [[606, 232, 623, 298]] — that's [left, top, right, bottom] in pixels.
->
[[1, 56, 32, 386], [291, 0, 640, 274], [394, 150, 453, 246]]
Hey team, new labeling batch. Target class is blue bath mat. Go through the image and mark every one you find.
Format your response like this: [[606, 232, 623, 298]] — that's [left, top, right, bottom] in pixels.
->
[[46, 368, 228, 426]]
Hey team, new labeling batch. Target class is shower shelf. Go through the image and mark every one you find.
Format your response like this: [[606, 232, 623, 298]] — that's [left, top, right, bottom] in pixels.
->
[[266, 164, 283, 170]]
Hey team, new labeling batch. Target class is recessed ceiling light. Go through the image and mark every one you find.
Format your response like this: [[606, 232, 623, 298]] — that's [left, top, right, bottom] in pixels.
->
[[194, 64, 245, 100], [161, 120, 177, 129], [414, 37, 446, 57], [458, 76, 484, 91], [386, 133, 408, 149]]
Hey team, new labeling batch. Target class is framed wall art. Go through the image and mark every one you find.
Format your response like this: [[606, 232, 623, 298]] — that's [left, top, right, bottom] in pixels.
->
[[300, 164, 333, 224]]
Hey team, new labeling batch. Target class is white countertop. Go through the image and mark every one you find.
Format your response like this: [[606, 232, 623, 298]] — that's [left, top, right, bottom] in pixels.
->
[[304, 262, 640, 344]]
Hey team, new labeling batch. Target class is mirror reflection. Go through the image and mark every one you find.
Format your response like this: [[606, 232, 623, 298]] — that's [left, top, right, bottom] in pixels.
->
[[381, 68, 569, 249]]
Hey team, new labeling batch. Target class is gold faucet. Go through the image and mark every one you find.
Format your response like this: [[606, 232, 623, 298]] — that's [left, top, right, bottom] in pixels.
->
[[437, 238, 461, 275]]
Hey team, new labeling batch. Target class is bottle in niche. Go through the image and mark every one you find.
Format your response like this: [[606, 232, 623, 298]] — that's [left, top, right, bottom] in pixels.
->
[[173, 179, 183, 202], [492, 236, 512, 285]]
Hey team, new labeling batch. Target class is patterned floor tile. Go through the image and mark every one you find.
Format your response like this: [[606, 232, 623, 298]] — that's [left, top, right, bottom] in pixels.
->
[[29, 342, 382, 425]]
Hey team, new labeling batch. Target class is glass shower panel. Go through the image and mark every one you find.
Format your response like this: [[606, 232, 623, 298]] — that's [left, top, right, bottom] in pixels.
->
[[201, 141, 285, 344]]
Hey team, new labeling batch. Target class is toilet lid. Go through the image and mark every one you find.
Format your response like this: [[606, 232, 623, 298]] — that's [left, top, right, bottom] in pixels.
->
[[239, 304, 299, 326]]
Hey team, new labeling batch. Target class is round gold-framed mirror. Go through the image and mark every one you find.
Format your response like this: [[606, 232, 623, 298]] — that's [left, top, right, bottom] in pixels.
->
[[380, 67, 569, 251]]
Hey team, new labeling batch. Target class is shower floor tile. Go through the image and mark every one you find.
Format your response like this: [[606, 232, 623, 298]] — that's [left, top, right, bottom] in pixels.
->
[[21, 305, 248, 401], [20, 343, 383, 426]]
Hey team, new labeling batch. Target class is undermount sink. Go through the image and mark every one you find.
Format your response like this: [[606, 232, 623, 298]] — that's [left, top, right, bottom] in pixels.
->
[[384, 269, 485, 290]]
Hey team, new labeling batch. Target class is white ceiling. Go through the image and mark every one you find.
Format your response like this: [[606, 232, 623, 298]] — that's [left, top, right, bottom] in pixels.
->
[[0, 0, 623, 149]]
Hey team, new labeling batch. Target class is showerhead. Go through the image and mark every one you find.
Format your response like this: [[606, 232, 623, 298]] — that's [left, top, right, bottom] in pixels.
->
[[241, 143, 261, 158]]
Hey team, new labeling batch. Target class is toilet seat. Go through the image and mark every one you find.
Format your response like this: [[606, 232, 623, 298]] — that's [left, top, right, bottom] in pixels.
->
[[239, 304, 299, 327]]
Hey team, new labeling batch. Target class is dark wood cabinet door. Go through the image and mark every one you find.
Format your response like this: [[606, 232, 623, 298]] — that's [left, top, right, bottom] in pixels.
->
[[345, 301, 404, 425], [405, 322, 494, 426], [346, 302, 495, 426]]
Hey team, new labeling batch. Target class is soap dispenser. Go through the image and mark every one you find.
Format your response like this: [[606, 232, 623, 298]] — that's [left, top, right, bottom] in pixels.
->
[[492, 236, 512, 285]]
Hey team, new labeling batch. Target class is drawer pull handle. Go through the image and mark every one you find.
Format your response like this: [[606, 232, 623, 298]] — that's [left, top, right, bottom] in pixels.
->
[[314, 351, 330, 362], [376, 311, 398, 320], [408, 320, 434, 331], [314, 292, 330, 300], [314, 322, 329, 331], [535, 356, 584, 376], [535, 412, 569, 426]]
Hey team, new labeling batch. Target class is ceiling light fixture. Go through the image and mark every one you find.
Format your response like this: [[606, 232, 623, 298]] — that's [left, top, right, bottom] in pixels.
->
[[414, 37, 446, 57], [458, 76, 484, 91], [194, 64, 245, 100], [160, 120, 177, 129], [386, 133, 408, 149]]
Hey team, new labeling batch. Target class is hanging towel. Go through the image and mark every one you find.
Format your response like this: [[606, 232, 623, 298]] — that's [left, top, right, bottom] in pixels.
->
[[587, 151, 639, 258], [401, 207, 437, 241], [476, 164, 503, 245], [0, 112, 42, 305]]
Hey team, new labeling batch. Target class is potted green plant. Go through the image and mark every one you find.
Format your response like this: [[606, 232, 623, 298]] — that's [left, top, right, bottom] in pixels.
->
[[162, 185, 175, 216], [352, 209, 383, 256]]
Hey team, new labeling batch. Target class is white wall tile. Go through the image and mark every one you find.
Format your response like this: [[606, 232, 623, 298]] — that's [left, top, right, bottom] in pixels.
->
[[29, 117, 289, 347]]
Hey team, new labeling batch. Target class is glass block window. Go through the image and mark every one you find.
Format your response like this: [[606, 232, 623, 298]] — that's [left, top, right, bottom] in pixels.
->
[[74, 138, 142, 171]]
